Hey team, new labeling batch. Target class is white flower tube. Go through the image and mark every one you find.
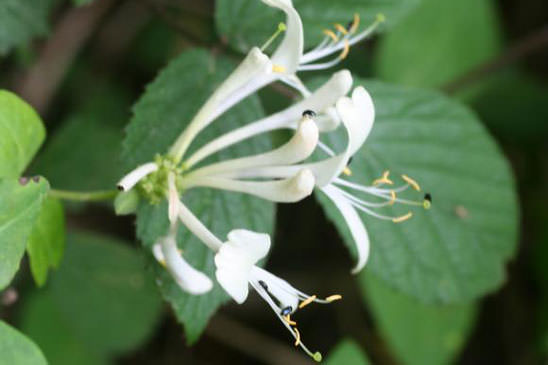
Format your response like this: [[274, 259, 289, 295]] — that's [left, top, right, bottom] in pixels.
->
[[117, 162, 158, 191]]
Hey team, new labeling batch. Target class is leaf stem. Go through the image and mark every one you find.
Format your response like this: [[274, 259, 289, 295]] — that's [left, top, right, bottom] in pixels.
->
[[49, 189, 118, 202]]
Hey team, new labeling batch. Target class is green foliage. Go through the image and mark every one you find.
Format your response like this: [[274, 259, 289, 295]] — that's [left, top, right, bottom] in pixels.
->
[[0, 90, 45, 179], [0, 177, 49, 289], [0, 0, 53, 56], [0, 321, 47, 365], [375, 0, 501, 87], [114, 190, 140, 216], [216, 0, 421, 53], [44, 231, 163, 355], [26, 197, 65, 287], [31, 96, 127, 191], [316, 78, 518, 303], [325, 340, 370, 365], [362, 275, 477, 365], [125, 49, 275, 343]]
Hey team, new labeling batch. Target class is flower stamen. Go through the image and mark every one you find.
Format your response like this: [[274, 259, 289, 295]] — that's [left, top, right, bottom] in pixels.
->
[[294, 327, 301, 346], [392, 212, 413, 223], [339, 40, 350, 60], [272, 64, 287, 73], [298, 295, 317, 309], [401, 174, 421, 191], [348, 13, 360, 34], [325, 294, 342, 302], [322, 29, 339, 42], [334, 23, 348, 35], [373, 170, 393, 186], [260, 22, 287, 52]]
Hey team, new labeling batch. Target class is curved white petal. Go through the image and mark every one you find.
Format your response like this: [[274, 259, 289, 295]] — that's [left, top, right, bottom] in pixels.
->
[[160, 234, 213, 294], [185, 70, 352, 168], [117, 162, 158, 191], [182, 168, 315, 203], [261, 0, 303, 74], [215, 230, 272, 303], [167, 173, 180, 224], [169, 47, 273, 160], [187, 117, 318, 179], [321, 185, 370, 273]]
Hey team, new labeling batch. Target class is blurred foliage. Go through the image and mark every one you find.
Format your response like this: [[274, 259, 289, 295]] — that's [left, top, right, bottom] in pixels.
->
[[325, 339, 370, 365], [20, 231, 163, 363], [374, 0, 501, 88], [0, 321, 47, 365]]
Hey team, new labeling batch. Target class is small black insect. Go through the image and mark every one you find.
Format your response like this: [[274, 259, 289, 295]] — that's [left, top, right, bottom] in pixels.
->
[[280, 306, 293, 316], [302, 110, 316, 118], [348, 157, 354, 165], [424, 193, 432, 203]]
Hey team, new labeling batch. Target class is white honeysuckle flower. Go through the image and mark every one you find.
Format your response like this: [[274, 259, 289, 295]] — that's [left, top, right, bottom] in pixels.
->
[[213, 228, 341, 362], [200, 86, 430, 274]]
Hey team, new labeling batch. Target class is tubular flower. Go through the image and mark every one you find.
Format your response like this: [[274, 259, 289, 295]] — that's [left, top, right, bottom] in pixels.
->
[[211, 228, 341, 362]]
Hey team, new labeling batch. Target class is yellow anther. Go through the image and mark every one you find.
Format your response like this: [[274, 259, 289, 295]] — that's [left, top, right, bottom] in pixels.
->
[[389, 190, 397, 205], [392, 212, 413, 223], [373, 170, 393, 186], [325, 294, 342, 302], [294, 327, 301, 346], [401, 174, 421, 191], [159, 259, 166, 268], [299, 295, 317, 309], [323, 29, 339, 42], [339, 39, 350, 60], [423, 200, 431, 210], [272, 64, 286, 73], [284, 315, 297, 326], [343, 166, 352, 176], [349, 13, 360, 34], [334, 23, 348, 35]]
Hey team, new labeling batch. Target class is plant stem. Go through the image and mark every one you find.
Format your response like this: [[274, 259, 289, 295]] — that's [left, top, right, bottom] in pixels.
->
[[49, 189, 118, 202]]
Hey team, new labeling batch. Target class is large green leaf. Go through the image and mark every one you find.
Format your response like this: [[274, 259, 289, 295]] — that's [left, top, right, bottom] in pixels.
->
[[0, 0, 53, 56], [216, 0, 421, 54], [0, 90, 46, 178], [125, 49, 275, 343], [374, 0, 501, 87], [46, 231, 162, 355], [0, 321, 47, 365], [0, 177, 49, 289], [20, 292, 106, 365], [316, 79, 518, 303], [325, 340, 370, 365], [26, 197, 65, 287], [362, 275, 477, 365]]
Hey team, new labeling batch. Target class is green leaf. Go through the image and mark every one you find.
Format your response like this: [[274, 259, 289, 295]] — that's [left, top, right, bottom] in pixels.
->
[[325, 340, 370, 365], [125, 49, 275, 343], [0, 321, 47, 365], [19, 292, 106, 365], [31, 102, 126, 191], [0, 90, 46, 178], [72, 0, 94, 6], [375, 0, 501, 87], [48, 231, 163, 355], [316, 79, 518, 303], [114, 190, 140, 216], [215, 0, 421, 53], [0, 177, 49, 289], [26, 197, 65, 287], [0, 0, 53, 56], [361, 275, 477, 365]]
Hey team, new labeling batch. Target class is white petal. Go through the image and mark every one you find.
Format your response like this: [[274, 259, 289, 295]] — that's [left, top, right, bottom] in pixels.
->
[[185, 71, 352, 168], [169, 47, 272, 160], [186, 117, 318, 179], [337, 86, 375, 156], [261, 0, 303, 74], [227, 229, 271, 262], [117, 162, 158, 191], [167, 173, 180, 224], [182, 168, 315, 203], [251, 266, 299, 311], [177, 201, 223, 251], [215, 244, 253, 304], [160, 234, 213, 294], [321, 185, 370, 273]]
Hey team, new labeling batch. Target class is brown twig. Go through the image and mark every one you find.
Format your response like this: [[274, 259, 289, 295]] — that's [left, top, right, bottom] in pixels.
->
[[443, 25, 548, 94], [206, 314, 310, 365], [14, 0, 117, 114]]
